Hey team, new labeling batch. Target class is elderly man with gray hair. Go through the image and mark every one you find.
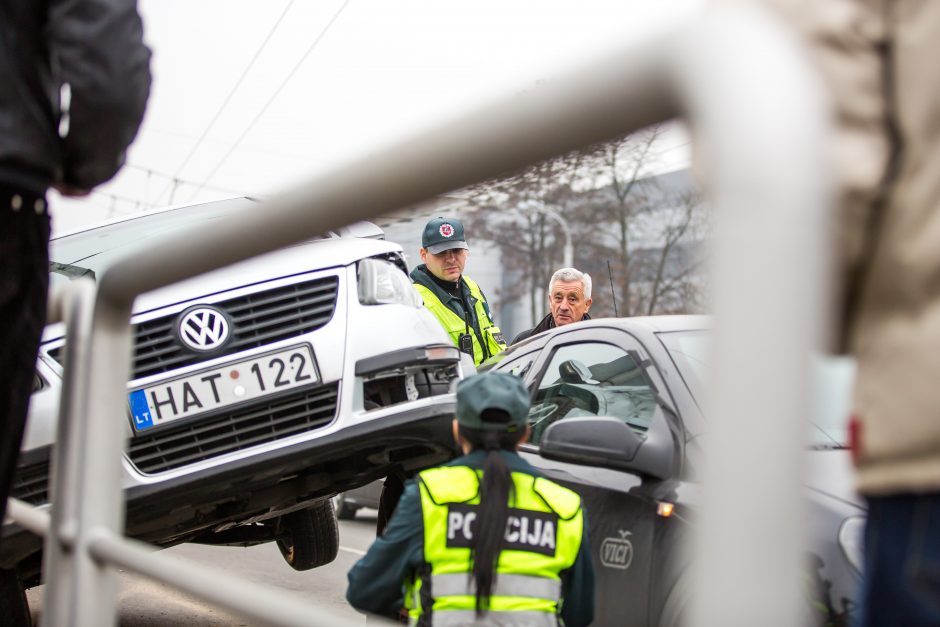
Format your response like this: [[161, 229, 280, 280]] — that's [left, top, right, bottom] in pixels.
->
[[511, 268, 593, 345]]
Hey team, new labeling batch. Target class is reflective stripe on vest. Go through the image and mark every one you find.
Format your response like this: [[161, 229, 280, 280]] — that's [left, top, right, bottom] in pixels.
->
[[431, 573, 561, 601], [413, 465, 583, 625], [423, 609, 559, 627], [413, 277, 506, 365]]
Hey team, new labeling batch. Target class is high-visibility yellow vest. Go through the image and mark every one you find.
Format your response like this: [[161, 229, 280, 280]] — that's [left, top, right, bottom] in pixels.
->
[[407, 465, 584, 626], [413, 276, 506, 365]]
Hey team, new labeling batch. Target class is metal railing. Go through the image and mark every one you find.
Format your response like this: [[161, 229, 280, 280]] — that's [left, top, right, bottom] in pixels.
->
[[6, 4, 832, 626]]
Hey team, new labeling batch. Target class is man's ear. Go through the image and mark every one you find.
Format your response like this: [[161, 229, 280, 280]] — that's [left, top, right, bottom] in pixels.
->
[[453, 419, 472, 454], [584, 297, 593, 312], [419, 247, 429, 264], [518, 424, 532, 447]]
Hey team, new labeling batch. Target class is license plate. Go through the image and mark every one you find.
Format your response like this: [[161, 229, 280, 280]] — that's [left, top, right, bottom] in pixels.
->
[[128, 345, 318, 432]]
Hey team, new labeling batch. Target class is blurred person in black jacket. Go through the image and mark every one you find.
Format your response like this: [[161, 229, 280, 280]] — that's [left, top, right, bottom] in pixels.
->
[[0, 0, 150, 537]]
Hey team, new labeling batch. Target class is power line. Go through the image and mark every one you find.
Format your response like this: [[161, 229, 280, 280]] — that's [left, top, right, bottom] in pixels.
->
[[134, 129, 341, 167], [188, 0, 353, 203], [125, 162, 251, 197], [90, 189, 158, 213], [150, 0, 296, 207], [71, 162, 252, 220]]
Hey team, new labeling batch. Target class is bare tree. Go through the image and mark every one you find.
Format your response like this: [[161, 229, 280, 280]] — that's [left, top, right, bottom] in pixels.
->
[[589, 127, 661, 314], [633, 190, 708, 315], [575, 127, 707, 317], [463, 125, 708, 328], [463, 149, 590, 325]]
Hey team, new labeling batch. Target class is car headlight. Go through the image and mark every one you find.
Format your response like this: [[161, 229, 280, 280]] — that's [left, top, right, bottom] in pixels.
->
[[838, 516, 866, 575], [358, 258, 421, 307]]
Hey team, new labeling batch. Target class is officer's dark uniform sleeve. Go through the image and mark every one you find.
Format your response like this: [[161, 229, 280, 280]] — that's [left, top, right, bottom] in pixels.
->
[[48, 0, 152, 189], [560, 506, 595, 627], [347, 480, 424, 618]]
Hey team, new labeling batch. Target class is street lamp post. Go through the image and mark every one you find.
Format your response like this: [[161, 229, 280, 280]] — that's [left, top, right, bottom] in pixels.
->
[[519, 200, 573, 268]]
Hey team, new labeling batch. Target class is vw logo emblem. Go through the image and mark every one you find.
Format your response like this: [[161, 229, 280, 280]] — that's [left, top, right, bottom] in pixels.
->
[[178, 307, 230, 352]]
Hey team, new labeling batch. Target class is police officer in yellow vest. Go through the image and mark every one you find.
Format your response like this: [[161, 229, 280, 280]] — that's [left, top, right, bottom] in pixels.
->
[[410, 217, 507, 366], [347, 372, 595, 626]]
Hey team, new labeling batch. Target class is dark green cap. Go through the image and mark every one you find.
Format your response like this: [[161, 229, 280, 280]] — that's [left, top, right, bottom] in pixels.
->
[[422, 217, 469, 254], [456, 372, 530, 432]]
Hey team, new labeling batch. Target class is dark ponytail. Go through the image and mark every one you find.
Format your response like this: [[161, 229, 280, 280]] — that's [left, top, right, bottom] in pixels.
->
[[460, 414, 525, 616]]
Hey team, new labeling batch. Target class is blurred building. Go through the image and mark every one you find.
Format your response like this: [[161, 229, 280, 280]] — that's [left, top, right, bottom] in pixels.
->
[[377, 167, 705, 341]]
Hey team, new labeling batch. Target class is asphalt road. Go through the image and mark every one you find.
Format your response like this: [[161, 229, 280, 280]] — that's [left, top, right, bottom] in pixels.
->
[[26, 510, 382, 626]]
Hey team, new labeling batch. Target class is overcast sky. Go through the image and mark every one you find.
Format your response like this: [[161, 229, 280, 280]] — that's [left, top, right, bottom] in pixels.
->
[[50, 0, 703, 234]]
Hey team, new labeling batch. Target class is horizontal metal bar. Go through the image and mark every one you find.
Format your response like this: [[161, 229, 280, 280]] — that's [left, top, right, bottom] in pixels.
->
[[96, 38, 678, 309], [36, 5, 831, 626], [46, 285, 66, 326], [9, 496, 386, 626], [5, 498, 51, 537], [86, 528, 389, 627]]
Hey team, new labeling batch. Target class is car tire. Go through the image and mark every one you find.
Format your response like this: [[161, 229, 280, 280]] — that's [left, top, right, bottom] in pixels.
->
[[334, 493, 358, 520], [276, 500, 339, 571], [0, 568, 31, 627]]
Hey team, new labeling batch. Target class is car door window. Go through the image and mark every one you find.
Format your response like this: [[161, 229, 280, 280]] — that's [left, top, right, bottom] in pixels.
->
[[503, 353, 537, 379], [483, 349, 538, 379], [528, 342, 656, 445]]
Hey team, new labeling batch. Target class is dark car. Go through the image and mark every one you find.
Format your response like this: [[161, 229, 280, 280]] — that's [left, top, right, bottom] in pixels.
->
[[483, 315, 863, 627], [334, 479, 383, 520]]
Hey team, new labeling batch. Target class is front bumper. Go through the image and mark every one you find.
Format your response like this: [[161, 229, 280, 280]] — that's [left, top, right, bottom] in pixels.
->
[[125, 398, 458, 541], [1, 398, 457, 572]]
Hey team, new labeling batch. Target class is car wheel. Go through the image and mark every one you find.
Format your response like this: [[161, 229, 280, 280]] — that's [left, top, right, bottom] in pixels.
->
[[334, 493, 358, 520], [0, 568, 31, 627], [276, 500, 339, 571]]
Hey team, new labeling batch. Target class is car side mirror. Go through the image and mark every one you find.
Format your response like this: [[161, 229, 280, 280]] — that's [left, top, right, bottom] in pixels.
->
[[538, 413, 674, 481]]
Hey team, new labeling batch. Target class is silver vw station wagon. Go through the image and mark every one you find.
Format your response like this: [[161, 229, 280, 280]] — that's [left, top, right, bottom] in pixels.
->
[[2, 198, 464, 602]]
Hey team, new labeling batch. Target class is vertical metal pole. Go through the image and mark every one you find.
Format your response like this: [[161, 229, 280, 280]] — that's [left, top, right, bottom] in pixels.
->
[[44, 282, 134, 627], [678, 6, 834, 626], [527, 202, 574, 268], [41, 278, 97, 627], [540, 205, 574, 269]]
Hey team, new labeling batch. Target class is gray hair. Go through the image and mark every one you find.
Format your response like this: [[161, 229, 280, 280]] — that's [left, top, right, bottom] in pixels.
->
[[549, 267, 592, 299]]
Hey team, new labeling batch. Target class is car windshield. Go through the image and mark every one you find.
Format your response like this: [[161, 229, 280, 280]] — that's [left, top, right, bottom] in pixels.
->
[[48, 198, 331, 283], [49, 198, 256, 282], [657, 329, 853, 447]]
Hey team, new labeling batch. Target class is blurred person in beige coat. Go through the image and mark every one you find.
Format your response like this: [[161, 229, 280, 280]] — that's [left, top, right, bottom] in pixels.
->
[[752, 1, 940, 624]]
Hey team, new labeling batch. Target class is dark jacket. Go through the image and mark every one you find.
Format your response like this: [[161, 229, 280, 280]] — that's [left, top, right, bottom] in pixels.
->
[[346, 449, 595, 627], [0, 0, 151, 193], [511, 312, 592, 345]]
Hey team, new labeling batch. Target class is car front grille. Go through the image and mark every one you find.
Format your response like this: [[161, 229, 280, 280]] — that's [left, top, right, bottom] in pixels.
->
[[11, 460, 50, 506], [127, 382, 340, 474], [48, 276, 339, 380], [9, 383, 340, 506]]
